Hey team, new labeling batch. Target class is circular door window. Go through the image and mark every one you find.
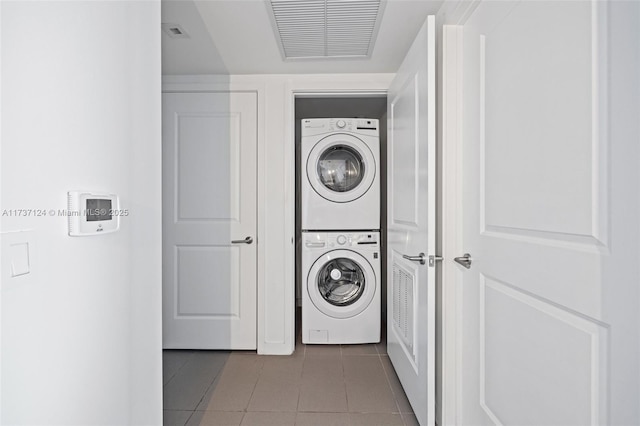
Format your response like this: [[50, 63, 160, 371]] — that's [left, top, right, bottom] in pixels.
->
[[316, 145, 365, 193], [307, 134, 376, 203], [317, 257, 365, 306], [307, 249, 376, 319]]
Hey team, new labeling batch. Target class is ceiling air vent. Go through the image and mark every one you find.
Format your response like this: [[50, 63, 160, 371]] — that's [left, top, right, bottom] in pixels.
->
[[267, 0, 385, 60], [161, 23, 190, 39]]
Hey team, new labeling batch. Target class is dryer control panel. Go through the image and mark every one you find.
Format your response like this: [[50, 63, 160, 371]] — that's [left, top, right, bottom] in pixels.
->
[[302, 118, 379, 136]]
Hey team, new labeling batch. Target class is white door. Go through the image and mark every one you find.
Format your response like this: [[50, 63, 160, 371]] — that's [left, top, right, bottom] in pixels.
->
[[457, 1, 638, 424], [387, 16, 435, 426], [162, 91, 257, 350]]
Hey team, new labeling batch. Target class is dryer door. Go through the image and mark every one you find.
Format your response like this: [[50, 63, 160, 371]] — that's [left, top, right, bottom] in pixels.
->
[[306, 134, 376, 203], [307, 249, 376, 319]]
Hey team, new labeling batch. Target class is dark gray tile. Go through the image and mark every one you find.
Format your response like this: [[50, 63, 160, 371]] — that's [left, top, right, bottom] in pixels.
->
[[197, 354, 263, 411], [380, 356, 413, 413], [186, 410, 243, 426], [401, 412, 420, 426], [349, 413, 404, 425], [296, 412, 349, 426], [247, 378, 300, 412], [163, 350, 195, 386], [259, 355, 304, 385], [341, 344, 378, 355], [305, 344, 341, 356], [345, 382, 398, 413], [375, 340, 387, 355], [343, 356, 388, 387], [298, 380, 348, 412], [164, 351, 230, 410], [199, 379, 258, 412], [164, 410, 193, 426], [302, 355, 344, 382], [163, 321, 405, 425], [241, 411, 296, 425]]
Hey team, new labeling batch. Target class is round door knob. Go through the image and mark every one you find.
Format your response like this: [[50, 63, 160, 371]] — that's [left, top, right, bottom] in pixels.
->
[[336, 235, 347, 245], [336, 120, 346, 128]]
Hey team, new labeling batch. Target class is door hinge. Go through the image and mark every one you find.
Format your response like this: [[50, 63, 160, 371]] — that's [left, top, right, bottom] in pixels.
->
[[428, 255, 443, 267]]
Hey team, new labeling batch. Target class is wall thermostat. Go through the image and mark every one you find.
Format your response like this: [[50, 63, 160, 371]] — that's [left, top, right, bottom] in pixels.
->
[[67, 191, 120, 236]]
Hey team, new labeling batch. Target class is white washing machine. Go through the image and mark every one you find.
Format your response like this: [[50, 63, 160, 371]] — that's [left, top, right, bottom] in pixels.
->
[[301, 118, 380, 231], [302, 231, 381, 344]]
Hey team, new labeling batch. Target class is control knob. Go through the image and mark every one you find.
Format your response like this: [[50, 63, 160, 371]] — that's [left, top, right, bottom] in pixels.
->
[[336, 235, 347, 245], [336, 120, 346, 129]]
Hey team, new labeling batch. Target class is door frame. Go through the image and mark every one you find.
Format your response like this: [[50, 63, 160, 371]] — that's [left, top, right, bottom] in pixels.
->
[[286, 77, 393, 346], [438, 1, 480, 424], [440, 24, 464, 425]]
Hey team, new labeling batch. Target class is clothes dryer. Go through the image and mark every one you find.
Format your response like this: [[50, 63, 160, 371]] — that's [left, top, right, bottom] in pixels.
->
[[301, 231, 381, 344], [301, 118, 380, 230]]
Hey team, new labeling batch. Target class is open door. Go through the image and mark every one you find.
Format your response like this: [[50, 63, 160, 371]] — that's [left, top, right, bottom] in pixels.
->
[[455, 1, 640, 424], [386, 16, 435, 426]]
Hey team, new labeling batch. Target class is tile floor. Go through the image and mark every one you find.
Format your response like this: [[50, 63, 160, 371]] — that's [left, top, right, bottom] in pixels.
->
[[163, 325, 418, 426]]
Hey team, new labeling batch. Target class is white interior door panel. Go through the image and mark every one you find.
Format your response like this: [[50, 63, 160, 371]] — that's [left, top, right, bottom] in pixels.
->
[[387, 16, 436, 426], [162, 91, 257, 349], [457, 1, 640, 424]]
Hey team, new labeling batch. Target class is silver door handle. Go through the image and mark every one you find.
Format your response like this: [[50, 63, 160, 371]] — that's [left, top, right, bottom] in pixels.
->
[[403, 253, 426, 265], [231, 236, 253, 244], [454, 253, 472, 269]]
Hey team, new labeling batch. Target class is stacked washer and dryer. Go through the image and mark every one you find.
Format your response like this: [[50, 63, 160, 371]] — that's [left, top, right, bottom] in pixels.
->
[[300, 118, 381, 344]]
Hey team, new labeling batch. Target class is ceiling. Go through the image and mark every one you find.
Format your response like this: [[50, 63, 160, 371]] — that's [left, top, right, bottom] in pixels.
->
[[161, 0, 444, 75]]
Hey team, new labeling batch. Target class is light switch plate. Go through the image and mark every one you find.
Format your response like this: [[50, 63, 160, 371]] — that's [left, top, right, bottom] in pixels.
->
[[10, 242, 30, 277], [2, 230, 37, 284]]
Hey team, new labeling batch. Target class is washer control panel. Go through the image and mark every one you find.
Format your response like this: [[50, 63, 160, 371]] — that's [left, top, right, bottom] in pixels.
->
[[326, 232, 379, 248]]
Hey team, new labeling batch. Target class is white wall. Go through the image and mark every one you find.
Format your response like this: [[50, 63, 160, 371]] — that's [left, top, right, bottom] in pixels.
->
[[1, 2, 162, 424]]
